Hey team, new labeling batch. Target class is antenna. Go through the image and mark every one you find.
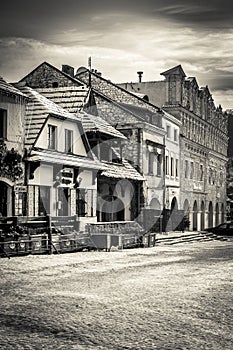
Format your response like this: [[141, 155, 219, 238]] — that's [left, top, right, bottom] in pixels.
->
[[88, 56, 92, 87]]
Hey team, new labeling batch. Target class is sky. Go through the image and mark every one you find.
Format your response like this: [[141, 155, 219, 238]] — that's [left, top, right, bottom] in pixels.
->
[[0, 0, 232, 109]]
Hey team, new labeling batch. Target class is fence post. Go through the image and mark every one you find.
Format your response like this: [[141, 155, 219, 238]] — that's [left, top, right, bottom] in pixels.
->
[[47, 215, 52, 254]]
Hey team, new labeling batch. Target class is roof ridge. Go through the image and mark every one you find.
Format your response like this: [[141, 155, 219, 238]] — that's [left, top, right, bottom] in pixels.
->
[[76, 67, 161, 112]]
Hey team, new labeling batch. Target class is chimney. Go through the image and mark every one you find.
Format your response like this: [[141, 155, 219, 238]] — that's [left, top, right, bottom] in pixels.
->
[[62, 64, 74, 77], [137, 71, 143, 83]]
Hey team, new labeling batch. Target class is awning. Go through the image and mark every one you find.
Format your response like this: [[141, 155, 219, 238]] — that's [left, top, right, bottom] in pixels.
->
[[27, 149, 104, 170], [101, 160, 144, 181]]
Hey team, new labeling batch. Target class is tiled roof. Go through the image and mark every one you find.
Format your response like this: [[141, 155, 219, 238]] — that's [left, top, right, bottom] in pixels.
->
[[101, 159, 144, 181], [0, 77, 26, 97], [80, 112, 126, 140], [76, 68, 161, 114], [36, 86, 89, 113], [101, 148, 144, 181], [15, 85, 82, 147], [36, 85, 126, 140], [118, 102, 157, 120]]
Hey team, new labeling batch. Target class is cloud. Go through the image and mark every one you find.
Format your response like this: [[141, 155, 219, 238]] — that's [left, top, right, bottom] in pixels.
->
[[154, 3, 233, 28], [0, 3, 232, 109]]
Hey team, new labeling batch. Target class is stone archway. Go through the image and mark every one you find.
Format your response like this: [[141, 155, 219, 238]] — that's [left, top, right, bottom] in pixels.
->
[[150, 197, 161, 210], [221, 203, 225, 223], [193, 200, 198, 231], [201, 201, 205, 231], [168, 197, 182, 231], [215, 203, 219, 226], [208, 201, 213, 228], [183, 199, 190, 231], [171, 197, 178, 212], [183, 199, 189, 214]]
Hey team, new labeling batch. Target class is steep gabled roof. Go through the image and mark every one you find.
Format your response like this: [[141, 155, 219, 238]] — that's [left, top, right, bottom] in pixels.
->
[[0, 77, 27, 98], [18, 61, 84, 86], [186, 77, 199, 89], [15, 85, 82, 147]]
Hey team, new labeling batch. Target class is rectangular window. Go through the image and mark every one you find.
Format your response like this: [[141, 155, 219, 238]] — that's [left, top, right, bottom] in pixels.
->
[[166, 155, 169, 175], [157, 154, 162, 176], [148, 152, 154, 174], [0, 109, 7, 139], [166, 125, 171, 139], [171, 157, 174, 176], [200, 164, 204, 181], [14, 189, 27, 216], [190, 162, 194, 179], [174, 129, 178, 142], [185, 160, 189, 178], [48, 125, 57, 150], [65, 129, 73, 153], [175, 159, 179, 177]]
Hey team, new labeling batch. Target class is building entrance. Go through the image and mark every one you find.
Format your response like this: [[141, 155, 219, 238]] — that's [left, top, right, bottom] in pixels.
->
[[0, 181, 9, 216]]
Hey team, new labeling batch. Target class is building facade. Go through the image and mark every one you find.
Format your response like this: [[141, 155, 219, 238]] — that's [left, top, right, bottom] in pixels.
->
[[75, 66, 183, 231], [17, 63, 144, 227], [0, 78, 27, 217], [119, 65, 228, 230]]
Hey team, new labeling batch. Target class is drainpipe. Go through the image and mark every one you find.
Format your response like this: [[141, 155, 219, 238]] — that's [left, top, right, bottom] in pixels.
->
[[161, 134, 166, 233], [137, 128, 142, 172], [137, 128, 143, 222]]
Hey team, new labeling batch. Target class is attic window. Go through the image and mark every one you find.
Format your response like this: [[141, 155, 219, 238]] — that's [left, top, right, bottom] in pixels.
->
[[52, 82, 59, 88]]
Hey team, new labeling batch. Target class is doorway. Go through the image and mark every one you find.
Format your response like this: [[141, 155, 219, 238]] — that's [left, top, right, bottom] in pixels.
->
[[193, 200, 198, 231], [58, 187, 69, 216], [100, 196, 125, 222], [0, 181, 12, 217]]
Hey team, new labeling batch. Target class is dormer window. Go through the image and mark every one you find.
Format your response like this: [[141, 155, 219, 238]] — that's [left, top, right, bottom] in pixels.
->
[[52, 82, 59, 88]]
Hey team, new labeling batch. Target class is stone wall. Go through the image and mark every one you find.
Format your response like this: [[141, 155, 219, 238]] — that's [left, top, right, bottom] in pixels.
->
[[20, 62, 81, 88]]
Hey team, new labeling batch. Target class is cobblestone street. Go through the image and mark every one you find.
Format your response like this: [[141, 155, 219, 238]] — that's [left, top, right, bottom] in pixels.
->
[[0, 239, 232, 350]]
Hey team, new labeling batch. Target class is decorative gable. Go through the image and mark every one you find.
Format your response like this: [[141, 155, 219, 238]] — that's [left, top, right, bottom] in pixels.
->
[[161, 65, 186, 79], [19, 62, 83, 89]]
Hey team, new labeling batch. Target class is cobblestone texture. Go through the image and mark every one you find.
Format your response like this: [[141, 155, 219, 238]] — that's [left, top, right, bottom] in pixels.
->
[[0, 240, 232, 349]]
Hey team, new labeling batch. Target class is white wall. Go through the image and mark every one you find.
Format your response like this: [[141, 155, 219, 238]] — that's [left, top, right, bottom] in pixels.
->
[[36, 117, 87, 156]]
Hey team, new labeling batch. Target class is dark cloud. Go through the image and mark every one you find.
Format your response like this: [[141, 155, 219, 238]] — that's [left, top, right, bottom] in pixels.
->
[[205, 76, 233, 91], [0, 0, 232, 108], [1, 0, 232, 39], [154, 2, 233, 29]]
